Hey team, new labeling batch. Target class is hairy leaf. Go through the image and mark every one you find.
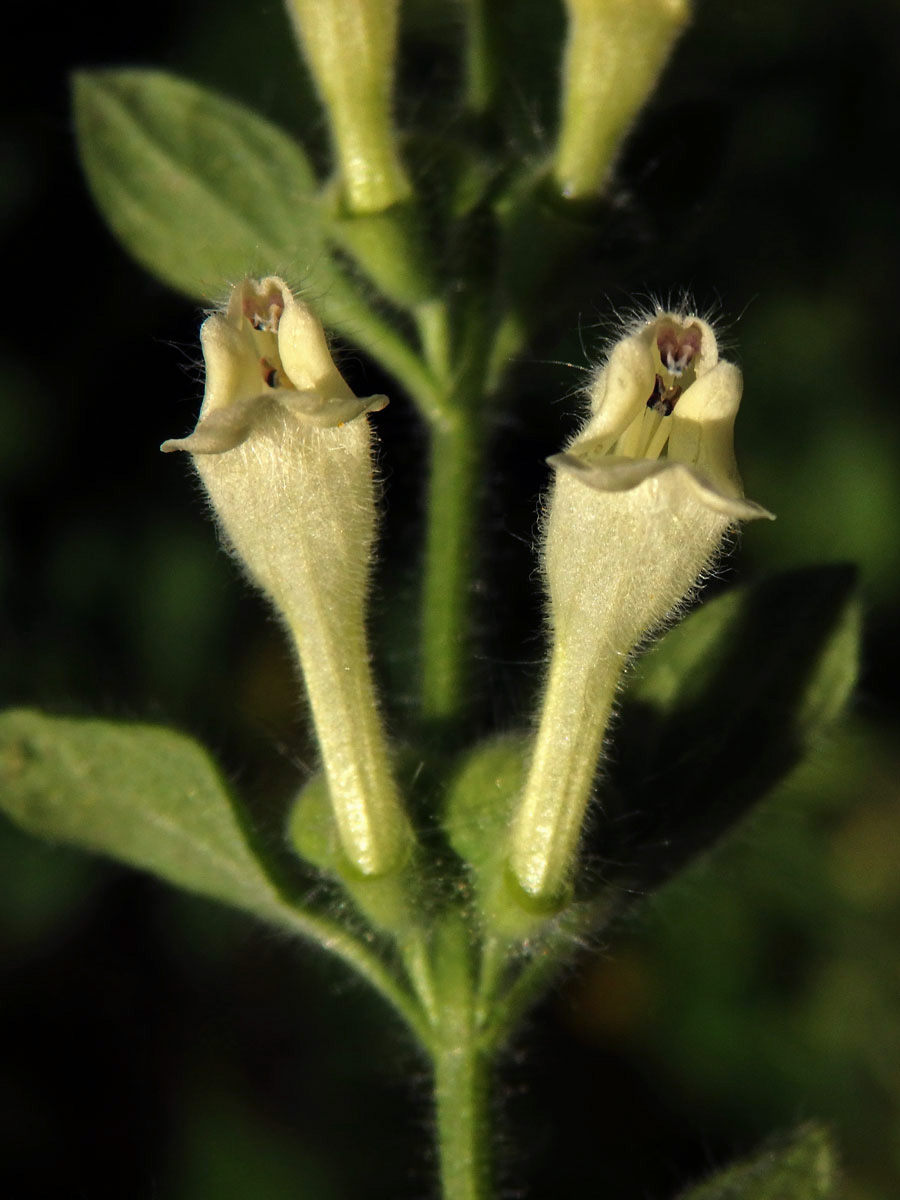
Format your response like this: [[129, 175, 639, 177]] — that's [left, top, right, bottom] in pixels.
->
[[0, 709, 433, 1038], [678, 1122, 837, 1199], [596, 565, 859, 893], [0, 708, 293, 917], [72, 68, 435, 384], [73, 69, 325, 301]]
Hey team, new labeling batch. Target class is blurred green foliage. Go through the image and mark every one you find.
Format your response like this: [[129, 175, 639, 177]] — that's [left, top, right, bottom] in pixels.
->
[[2, 0, 899, 1196]]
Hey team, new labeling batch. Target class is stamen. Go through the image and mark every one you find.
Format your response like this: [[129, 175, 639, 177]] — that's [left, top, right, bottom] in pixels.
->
[[243, 283, 285, 333], [260, 358, 280, 389], [646, 374, 682, 416], [656, 321, 701, 377], [644, 414, 673, 461]]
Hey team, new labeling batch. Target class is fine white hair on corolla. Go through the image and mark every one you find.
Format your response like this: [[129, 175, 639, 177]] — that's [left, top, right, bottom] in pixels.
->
[[555, 302, 770, 518], [162, 276, 411, 880], [505, 300, 773, 903], [580, 291, 735, 383]]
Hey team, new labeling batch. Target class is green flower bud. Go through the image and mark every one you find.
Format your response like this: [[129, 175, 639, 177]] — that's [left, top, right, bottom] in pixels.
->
[[285, 0, 411, 213], [554, 0, 691, 200]]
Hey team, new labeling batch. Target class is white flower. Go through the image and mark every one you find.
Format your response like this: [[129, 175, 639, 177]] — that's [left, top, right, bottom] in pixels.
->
[[162, 275, 386, 457], [544, 311, 773, 648], [163, 277, 409, 878], [508, 312, 773, 902], [555, 312, 769, 510]]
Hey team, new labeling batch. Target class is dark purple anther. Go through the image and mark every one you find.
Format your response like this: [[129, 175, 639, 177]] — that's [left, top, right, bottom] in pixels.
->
[[657, 321, 701, 376], [647, 374, 682, 415]]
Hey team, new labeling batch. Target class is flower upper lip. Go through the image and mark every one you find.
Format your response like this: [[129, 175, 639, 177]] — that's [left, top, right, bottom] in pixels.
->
[[161, 276, 387, 456], [552, 311, 774, 522]]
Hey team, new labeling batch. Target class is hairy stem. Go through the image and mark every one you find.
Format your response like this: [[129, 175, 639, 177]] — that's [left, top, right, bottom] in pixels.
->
[[421, 414, 484, 722], [433, 915, 493, 1199], [434, 1035, 493, 1200], [482, 899, 613, 1050], [276, 905, 433, 1048]]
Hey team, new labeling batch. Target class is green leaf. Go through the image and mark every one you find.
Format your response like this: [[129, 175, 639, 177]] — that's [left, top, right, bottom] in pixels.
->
[[678, 1121, 838, 1199], [0, 710, 433, 1043], [71, 69, 442, 411], [631, 565, 859, 735], [0, 708, 295, 918], [73, 69, 325, 301], [598, 566, 860, 893]]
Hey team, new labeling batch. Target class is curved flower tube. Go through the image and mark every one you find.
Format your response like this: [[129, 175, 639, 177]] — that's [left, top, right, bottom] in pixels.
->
[[508, 311, 773, 903], [163, 277, 410, 878]]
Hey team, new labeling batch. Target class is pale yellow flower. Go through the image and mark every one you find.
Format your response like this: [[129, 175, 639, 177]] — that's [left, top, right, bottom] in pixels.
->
[[162, 276, 385, 458], [164, 277, 408, 878], [508, 312, 772, 901]]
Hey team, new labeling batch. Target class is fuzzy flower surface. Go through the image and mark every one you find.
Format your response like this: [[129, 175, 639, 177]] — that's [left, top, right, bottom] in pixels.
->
[[161, 275, 387, 614], [546, 310, 773, 648], [163, 277, 408, 878], [508, 311, 773, 901], [163, 275, 385, 457]]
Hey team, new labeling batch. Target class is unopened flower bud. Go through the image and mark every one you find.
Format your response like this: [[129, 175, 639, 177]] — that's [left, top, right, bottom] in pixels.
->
[[508, 311, 773, 902], [164, 277, 410, 877], [554, 0, 691, 200], [285, 0, 411, 213]]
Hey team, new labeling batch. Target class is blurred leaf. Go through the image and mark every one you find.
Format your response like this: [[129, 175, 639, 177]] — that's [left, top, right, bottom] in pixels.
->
[[598, 566, 859, 893], [170, 1081, 340, 1200], [0, 708, 293, 918], [678, 1121, 837, 1199], [0, 710, 433, 1035], [72, 69, 325, 301]]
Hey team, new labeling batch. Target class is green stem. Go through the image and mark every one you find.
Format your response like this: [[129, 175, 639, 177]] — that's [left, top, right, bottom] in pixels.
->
[[461, 0, 493, 114], [474, 934, 512, 1029], [421, 414, 484, 722], [432, 914, 493, 1200], [484, 311, 525, 394], [403, 930, 441, 1028], [416, 299, 453, 383], [483, 938, 567, 1052], [275, 904, 433, 1049], [434, 1034, 493, 1200], [482, 898, 613, 1051]]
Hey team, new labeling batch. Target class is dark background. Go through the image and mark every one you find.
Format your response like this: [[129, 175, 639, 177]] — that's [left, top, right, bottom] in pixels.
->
[[2, 1, 900, 1196]]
